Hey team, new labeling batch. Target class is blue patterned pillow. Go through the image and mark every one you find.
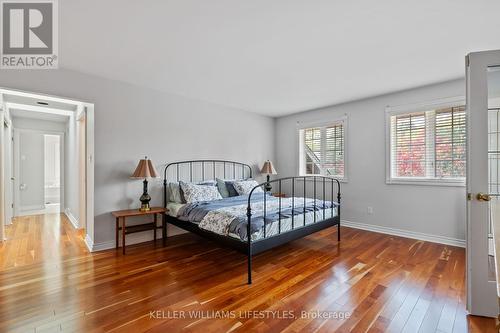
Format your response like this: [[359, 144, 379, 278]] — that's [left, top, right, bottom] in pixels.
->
[[232, 180, 263, 195], [179, 181, 222, 203]]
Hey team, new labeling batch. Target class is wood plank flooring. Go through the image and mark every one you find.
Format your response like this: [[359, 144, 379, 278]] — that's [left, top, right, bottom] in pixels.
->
[[0, 214, 496, 332]]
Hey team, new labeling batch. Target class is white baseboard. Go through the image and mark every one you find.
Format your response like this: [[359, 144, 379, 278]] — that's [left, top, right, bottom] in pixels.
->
[[89, 229, 166, 252], [64, 208, 79, 229], [86, 220, 465, 252], [341, 219, 466, 248], [84, 234, 94, 252], [84, 234, 117, 252]]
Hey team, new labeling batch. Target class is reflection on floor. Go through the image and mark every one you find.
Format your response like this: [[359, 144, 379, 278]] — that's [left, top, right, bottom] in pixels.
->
[[0, 216, 497, 332], [0, 212, 85, 269], [17, 203, 61, 217]]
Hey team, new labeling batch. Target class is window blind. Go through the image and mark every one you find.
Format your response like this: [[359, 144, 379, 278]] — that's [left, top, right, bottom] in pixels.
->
[[434, 106, 466, 178], [302, 122, 345, 177], [393, 112, 427, 177], [389, 105, 466, 181]]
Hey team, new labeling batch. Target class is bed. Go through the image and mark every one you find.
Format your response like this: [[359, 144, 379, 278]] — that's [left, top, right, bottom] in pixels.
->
[[162, 160, 341, 284]]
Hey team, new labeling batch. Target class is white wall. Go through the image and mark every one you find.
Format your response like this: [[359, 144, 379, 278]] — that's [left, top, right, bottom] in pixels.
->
[[0, 69, 275, 248], [275, 79, 466, 243]]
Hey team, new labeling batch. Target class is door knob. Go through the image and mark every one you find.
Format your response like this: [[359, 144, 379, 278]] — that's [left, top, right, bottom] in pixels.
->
[[476, 193, 491, 201]]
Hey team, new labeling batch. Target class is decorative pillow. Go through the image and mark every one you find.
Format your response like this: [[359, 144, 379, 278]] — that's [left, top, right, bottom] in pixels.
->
[[167, 182, 183, 203], [179, 181, 222, 203], [225, 181, 240, 197], [216, 178, 230, 198], [216, 178, 241, 197], [175, 180, 217, 203], [232, 180, 263, 195]]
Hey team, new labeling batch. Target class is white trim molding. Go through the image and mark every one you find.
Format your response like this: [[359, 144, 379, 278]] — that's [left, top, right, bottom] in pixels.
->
[[342, 219, 465, 248], [87, 230, 168, 252], [84, 234, 96, 252], [64, 208, 79, 229]]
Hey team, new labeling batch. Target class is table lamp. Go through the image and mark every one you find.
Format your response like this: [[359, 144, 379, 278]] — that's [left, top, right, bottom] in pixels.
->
[[260, 160, 277, 192], [131, 156, 159, 211]]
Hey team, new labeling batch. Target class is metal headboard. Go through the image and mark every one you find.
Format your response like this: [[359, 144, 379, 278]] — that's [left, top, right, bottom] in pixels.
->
[[163, 159, 253, 206]]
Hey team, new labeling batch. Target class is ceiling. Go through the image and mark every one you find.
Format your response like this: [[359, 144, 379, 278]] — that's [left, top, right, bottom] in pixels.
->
[[60, 0, 500, 117]]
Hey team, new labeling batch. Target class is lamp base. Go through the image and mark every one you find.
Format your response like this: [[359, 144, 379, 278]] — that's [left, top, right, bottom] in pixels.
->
[[139, 179, 152, 212], [265, 174, 272, 192]]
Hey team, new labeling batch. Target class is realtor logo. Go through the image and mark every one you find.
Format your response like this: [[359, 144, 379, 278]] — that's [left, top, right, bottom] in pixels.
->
[[1, 0, 58, 69]]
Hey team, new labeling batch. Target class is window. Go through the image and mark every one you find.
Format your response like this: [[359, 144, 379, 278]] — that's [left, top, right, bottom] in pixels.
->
[[387, 103, 466, 185], [299, 119, 346, 179]]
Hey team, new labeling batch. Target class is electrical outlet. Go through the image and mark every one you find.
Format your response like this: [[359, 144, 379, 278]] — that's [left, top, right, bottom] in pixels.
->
[[367, 206, 373, 215]]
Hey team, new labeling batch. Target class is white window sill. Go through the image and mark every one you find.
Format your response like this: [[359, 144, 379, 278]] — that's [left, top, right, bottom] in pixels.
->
[[386, 178, 465, 187]]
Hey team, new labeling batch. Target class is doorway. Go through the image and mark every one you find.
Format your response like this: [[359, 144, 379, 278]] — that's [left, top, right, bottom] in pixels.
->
[[0, 88, 94, 249], [44, 134, 62, 213]]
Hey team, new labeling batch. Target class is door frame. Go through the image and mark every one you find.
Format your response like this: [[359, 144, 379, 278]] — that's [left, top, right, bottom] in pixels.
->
[[466, 49, 500, 317], [3, 113, 13, 225], [0, 102, 5, 241], [0, 88, 95, 248], [13, 128, 65, 216]]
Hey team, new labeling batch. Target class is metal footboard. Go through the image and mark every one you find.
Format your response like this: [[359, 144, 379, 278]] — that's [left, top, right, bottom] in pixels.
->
[[246, 176, 341, 284]]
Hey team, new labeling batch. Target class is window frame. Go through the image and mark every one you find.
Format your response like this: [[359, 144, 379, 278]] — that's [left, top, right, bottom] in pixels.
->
[[297, 116, 348, 182], [385, 96, 466, 187]]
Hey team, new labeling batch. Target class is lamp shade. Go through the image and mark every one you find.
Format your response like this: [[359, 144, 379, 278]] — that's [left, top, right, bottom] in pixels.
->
[[131, 157, 159, 179], [260, 160, 277, 175]]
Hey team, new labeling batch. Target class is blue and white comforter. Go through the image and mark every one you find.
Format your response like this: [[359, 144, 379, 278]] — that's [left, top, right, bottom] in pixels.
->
[[177, 193, 337, 241]]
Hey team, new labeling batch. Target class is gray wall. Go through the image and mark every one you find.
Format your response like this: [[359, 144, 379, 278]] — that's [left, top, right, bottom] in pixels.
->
[[17, 130, 44, 209], [275, 79, 466, 242], [0, 69, 275, 246]]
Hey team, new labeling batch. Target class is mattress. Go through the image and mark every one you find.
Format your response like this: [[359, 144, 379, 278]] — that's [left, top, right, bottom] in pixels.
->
[[228, 207, 336, 241], [171, 193, 337, 242]]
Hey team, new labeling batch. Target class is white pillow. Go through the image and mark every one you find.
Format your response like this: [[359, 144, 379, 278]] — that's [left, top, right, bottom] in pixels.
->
[[232, 180, 263, 195], [179, 181, 222, 203]]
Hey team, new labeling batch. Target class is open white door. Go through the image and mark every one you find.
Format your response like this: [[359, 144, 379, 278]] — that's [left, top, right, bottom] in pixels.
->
[[0, 95, 5, 241], [466, 50, 500, 317]]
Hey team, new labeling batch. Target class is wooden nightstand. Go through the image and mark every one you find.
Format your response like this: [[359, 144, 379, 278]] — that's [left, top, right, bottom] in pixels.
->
[[111, 207, 167, 254], [272, 192, 287, 198]]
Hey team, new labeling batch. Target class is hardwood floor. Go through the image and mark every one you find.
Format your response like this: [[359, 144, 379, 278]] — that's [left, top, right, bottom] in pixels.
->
[[0, 214, 497, 332]]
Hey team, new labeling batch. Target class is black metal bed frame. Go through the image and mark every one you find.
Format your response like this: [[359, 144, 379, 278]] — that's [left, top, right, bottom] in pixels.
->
[[162, 159, 341, 284]]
